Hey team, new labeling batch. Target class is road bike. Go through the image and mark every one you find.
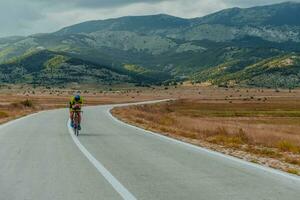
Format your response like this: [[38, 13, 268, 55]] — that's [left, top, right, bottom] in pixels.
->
[[73, 110, 82, 136]]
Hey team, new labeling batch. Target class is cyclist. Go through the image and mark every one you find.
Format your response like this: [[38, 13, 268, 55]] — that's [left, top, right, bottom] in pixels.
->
[[69, 94, 83, 130]]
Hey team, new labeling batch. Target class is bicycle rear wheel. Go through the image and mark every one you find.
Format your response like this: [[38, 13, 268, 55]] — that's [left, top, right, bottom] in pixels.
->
[[74, 112, 80, 136]]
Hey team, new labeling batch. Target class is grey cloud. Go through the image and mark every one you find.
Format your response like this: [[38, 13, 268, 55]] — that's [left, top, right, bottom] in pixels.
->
[[32, 0, 170, 9], [72, 0, 169, 8], [32, 0, 300, 9], [0, 1, 45, 37], [224, 0, 300, 7], [1, 0, 300, 37]]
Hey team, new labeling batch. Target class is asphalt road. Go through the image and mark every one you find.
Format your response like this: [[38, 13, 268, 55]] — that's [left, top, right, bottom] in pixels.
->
[[0, 103, 300, 200]]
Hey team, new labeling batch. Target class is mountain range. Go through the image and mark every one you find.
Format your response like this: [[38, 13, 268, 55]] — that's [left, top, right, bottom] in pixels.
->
[[0, 1, 300, 88]]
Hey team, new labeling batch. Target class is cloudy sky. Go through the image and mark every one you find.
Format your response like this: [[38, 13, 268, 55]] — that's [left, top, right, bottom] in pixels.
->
[[0, 0, 299, 37]]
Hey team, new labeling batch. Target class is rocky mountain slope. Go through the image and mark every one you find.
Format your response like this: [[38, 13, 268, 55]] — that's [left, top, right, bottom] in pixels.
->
[[0, 2, 299, 87]]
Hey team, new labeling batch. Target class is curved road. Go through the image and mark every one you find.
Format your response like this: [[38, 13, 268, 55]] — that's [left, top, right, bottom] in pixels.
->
[[0, 103, 300, 200]]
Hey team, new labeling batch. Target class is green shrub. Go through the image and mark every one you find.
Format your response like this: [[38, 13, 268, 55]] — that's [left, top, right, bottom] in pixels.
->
[[277, 140, 299, 153], [20, 99, 34, 108], [11, 100, 34, 108], [286, 168, 299, 175], [0, 111, 9, 118]]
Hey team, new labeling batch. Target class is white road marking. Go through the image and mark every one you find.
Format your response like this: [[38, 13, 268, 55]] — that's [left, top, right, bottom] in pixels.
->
[[67, 120, 137, 200], [107, 104, 300, 182]]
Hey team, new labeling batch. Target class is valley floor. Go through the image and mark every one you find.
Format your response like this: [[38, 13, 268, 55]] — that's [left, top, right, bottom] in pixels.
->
[[2, 85, 300, 175], [112, 87, 300, 175], [0, 85, 172, 124]]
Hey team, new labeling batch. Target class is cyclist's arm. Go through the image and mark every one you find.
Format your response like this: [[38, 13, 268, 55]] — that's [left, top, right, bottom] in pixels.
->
[[69, 100, 75, 110]]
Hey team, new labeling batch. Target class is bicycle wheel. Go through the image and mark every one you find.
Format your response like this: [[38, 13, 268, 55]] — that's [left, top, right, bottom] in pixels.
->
[[76, 128, 79, 136], [74, 112, 80, 136]]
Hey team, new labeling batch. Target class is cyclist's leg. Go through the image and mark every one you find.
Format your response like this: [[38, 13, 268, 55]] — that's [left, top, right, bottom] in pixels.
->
[[70, 111, 74, 126], [78, 112, 81, 124], [77, 111, 81, 130], [78, 111, 82, 130]]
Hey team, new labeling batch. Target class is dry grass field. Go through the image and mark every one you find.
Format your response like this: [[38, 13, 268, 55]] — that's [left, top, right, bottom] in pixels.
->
[[0, 86, 173, 124], [112, 87, 300, 175]]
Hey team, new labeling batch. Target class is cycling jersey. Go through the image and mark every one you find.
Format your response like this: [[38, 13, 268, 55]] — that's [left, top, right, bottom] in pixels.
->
[[69, 96, 83, 111]]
